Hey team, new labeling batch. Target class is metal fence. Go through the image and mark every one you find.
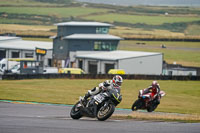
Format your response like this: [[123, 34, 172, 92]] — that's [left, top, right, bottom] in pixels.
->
[[1, 74, 200, 80]]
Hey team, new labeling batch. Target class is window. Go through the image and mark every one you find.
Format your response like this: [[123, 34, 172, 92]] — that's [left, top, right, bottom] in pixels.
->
[[96, 27, 109, 34], [23, 62, 27, 68], [94, 41, 101, 50], [11, 65, 19, 70], [94, 41, 117, 51], [48, 59, 52, 67], [0, 50, 6, 59], [25, 53, 33, 58], [23, 61, 38, 69], [88, 61, 98, 74], [105, 64, 115, 73], [111, 44, 117, 50], [12, 52, 19, 58], [27, 62, 32, 67], [1, 64, 5, 69], [78, 59, 83, 69]]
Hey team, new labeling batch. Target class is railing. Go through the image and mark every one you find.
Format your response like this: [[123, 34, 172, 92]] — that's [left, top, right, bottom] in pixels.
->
[[1, 74, 200, 80]]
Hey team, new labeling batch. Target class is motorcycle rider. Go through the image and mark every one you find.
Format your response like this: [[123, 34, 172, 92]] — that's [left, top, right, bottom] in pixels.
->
[[138, 81, 161, 106], [81, 75, 123, 106]]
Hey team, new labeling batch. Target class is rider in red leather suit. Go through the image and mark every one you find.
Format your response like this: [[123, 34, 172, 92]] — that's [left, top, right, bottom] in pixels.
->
[[139, 81, 161, 106]]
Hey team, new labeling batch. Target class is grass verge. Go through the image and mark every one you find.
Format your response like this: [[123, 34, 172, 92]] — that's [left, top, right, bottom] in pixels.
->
[[111, 111, 200, 123], [0, 79, 200, 114]]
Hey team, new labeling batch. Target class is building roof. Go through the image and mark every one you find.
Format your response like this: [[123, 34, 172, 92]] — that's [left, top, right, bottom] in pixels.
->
[[55, 21, 113, 27], [63, 34, 122, 40], [76, 50, 162, 61], [0, 36, 52, 50], [0, 36, 21, 42]]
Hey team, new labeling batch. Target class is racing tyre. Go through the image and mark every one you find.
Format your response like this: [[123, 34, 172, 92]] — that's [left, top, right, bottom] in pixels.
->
[[131, 99, 143, 111], [70, 102, 83, 119], [147, 102, 158, 112], [97, 103, 115, 121]]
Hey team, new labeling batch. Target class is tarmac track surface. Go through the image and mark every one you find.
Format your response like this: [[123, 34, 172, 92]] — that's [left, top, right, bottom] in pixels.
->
[[0, 102, 200, 133]]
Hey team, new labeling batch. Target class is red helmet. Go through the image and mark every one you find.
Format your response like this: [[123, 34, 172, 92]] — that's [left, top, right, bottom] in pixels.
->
[[112, 75, 123, 87], [152, 81, 158, 88]]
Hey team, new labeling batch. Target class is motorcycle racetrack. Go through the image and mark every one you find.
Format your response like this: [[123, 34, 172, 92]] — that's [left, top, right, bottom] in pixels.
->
[[0, 101, 199, 133]]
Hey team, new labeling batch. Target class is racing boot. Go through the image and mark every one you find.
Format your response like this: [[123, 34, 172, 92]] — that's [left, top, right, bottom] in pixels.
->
[[155, 98, 160, 105], [81, 92, 91, 106]]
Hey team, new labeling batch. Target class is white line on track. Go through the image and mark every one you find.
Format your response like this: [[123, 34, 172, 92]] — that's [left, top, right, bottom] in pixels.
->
[[36, 116, 124, 121]]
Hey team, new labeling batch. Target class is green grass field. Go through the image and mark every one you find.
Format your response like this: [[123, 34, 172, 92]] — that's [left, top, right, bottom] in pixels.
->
[[85, 13, 200, 25], [0, 0, 43, 5], [120, 40, 200, 48], [0, 0, 72, 6], [118, 40, 200, 67], [123, 49, 200, 67], [0, 7, 109, 18], [0, 79, 200, 115]]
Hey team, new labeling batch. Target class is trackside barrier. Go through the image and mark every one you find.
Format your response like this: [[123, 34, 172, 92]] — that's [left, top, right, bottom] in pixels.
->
[[1, 74, 200, 80]]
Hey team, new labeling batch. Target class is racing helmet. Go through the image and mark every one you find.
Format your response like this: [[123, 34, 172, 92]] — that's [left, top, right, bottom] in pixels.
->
[[112, 75, 123, 87], [152, 81, 158, 88]]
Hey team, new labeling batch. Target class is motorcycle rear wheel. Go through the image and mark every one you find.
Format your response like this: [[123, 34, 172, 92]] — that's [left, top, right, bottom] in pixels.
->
[[70, 101, 83, 119], [147, 102, 158, 112], [97, 103, 115, 121]]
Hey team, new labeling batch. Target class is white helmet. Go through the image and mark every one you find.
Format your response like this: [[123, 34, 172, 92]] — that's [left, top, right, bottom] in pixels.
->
[[112, 75, 123, 87], [152, 80, 158, 88]]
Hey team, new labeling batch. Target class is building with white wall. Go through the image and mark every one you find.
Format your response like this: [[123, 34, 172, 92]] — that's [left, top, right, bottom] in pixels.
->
[[0, 36, 53, 67], [75, 50, 163, 75]]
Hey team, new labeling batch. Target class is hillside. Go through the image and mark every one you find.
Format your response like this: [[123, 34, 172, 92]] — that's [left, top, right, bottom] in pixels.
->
[[77, 0, 200, 7], [0, 0, 200, 40]]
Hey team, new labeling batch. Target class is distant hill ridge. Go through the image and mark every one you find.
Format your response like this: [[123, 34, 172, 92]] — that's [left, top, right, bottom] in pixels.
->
[[77, 0, 200, 7], [32, 0, 72, 4]]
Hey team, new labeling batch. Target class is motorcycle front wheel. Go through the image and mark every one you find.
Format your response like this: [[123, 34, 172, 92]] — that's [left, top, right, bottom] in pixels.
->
[[131, 99, 143, 111], [70, 101, 83, 119], [97, 103, 115, 121]]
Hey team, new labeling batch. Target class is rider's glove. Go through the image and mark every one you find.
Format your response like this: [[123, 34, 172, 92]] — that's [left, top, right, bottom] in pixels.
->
[[99, 83, 107, 91], [102, 86, 107, 91], [138, 94, 142, 98]]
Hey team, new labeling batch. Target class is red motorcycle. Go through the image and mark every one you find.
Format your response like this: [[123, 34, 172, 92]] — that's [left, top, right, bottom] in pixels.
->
[[131, 91, 166, 112]]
